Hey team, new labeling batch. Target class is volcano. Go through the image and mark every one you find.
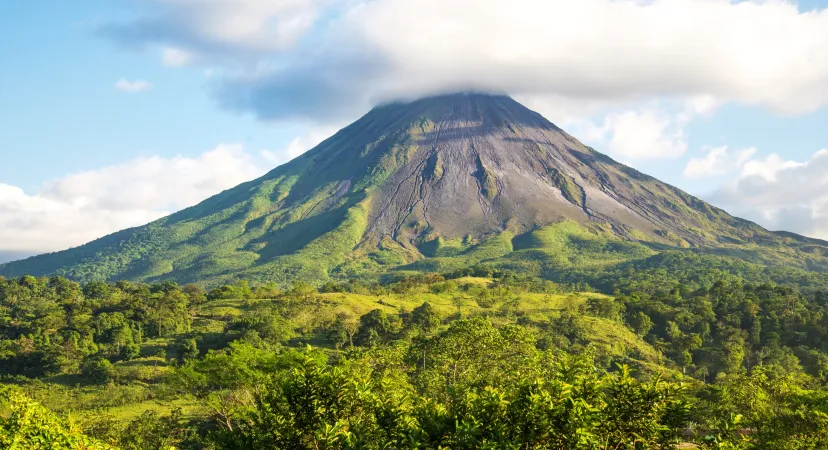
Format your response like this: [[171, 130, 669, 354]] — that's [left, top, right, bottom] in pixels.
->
[[3, 93, 826, 284]]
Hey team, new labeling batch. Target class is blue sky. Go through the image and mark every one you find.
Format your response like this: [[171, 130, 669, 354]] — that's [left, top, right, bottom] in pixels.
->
[[2, 0, 828, 260], [0, 1, 303, 191]]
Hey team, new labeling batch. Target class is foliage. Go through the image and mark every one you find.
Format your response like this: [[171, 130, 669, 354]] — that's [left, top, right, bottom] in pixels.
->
[[3, 266, 828, 448], [213, 337, 686, 449], [81, 357, 115, 384], [0, 386, 109, 449]]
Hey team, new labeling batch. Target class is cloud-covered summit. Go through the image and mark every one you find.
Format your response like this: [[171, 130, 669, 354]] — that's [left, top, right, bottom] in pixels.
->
[[103, 0, 828, 123]]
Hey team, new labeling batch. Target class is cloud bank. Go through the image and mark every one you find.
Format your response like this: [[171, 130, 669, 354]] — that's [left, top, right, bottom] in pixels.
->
[[684, 146, 757, 179], [103, 0, 828, 123], [0, 145, 267, 258], [707, 149, 828, 239], [103, 0, 322, 58]]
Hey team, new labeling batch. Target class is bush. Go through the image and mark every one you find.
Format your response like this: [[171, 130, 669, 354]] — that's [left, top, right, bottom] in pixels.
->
[[120, 343, 141, 361], [585, 296, 625, 321], [81, 356, 115, 384], [0, 387, 108, 449], [407, 302, 442, 333], [115, 362, 169, 383], [475, 294, 496, 308], [178, 338, 199, 363]]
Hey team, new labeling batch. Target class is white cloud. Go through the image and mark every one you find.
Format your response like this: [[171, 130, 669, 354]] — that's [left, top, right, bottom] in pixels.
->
[[603, 109, 688, 159], [560, 96, 714, 160], [708, 149, 828, 239], [136, 0, 828, 123], [684, 145, 756, 179], [684, 94, 721, 118], [261, 125, 343, 164], [114, 78, 154, 92], [516, 94, 632, 127], [105, 0, 322, 62], [161, 47, 194, 67], [0, 145, 267, 256], [739, 153, 807, 181], [346, 0, 828, 112], [97, 0, 828, 159]]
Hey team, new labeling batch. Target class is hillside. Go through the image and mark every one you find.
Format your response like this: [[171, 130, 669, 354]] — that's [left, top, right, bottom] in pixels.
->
[[3, 93, 827, 285]]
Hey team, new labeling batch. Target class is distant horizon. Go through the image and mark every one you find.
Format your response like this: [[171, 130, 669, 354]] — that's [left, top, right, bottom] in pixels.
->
[[0, 252, 31, 265]]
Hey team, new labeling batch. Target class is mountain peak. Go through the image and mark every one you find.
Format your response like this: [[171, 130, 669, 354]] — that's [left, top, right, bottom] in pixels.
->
[[368, 91, 556, 131], [1, 94, 816, 285], [375, 91, 514, 108]]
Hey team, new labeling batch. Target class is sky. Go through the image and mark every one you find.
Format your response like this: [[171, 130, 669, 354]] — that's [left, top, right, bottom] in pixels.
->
[[2, 0, 828, 263]]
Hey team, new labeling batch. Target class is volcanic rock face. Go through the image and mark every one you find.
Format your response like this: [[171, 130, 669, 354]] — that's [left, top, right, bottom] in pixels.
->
[[350, 94, 746, 248], [0, 93, 806, 284], [367, 95, 589, 244]]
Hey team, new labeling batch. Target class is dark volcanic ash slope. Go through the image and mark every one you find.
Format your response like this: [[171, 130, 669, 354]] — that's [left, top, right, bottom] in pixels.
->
[[0, 93, 819, 284], [359, 94, 761, 248]]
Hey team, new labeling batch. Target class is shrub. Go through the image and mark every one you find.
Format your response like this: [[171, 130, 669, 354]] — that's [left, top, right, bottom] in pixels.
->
[[81, 356, 115, 384], [120, 343, 141, 361]]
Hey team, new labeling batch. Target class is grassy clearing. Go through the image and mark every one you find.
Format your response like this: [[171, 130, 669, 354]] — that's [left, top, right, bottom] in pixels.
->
[[189, 283, 665, 375], [233, 289, 595, 322], [96, 398, 200, 422]]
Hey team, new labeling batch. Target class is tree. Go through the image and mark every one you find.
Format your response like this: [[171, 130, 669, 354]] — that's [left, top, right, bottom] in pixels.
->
[[146, 289, 191, 337], [287, 281, 318, 302], [629, 311, 654, 337], [178, 337, 199, 363], [82, 356, 115, 383], [182, 283, 207, 305], [221, 345, 689, 449], [120, 343, 141, 361], [328, 312, 359, 348], [227, 308, 292, 344], [407, 302, 441, 333], [585, 296, 625, 321], [410, 317, 537, 398], [208, 285, 237, 301], [721, 335, 746, 374], [117, 408, 191, 450], [82, 280, 112, 300], [169, 342, 284, 432], [234, 280, 253, 300], [354, 309, 397, 347]]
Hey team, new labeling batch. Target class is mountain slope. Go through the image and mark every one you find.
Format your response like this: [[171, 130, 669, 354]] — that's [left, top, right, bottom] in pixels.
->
[[3, 93, 827, 284]]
